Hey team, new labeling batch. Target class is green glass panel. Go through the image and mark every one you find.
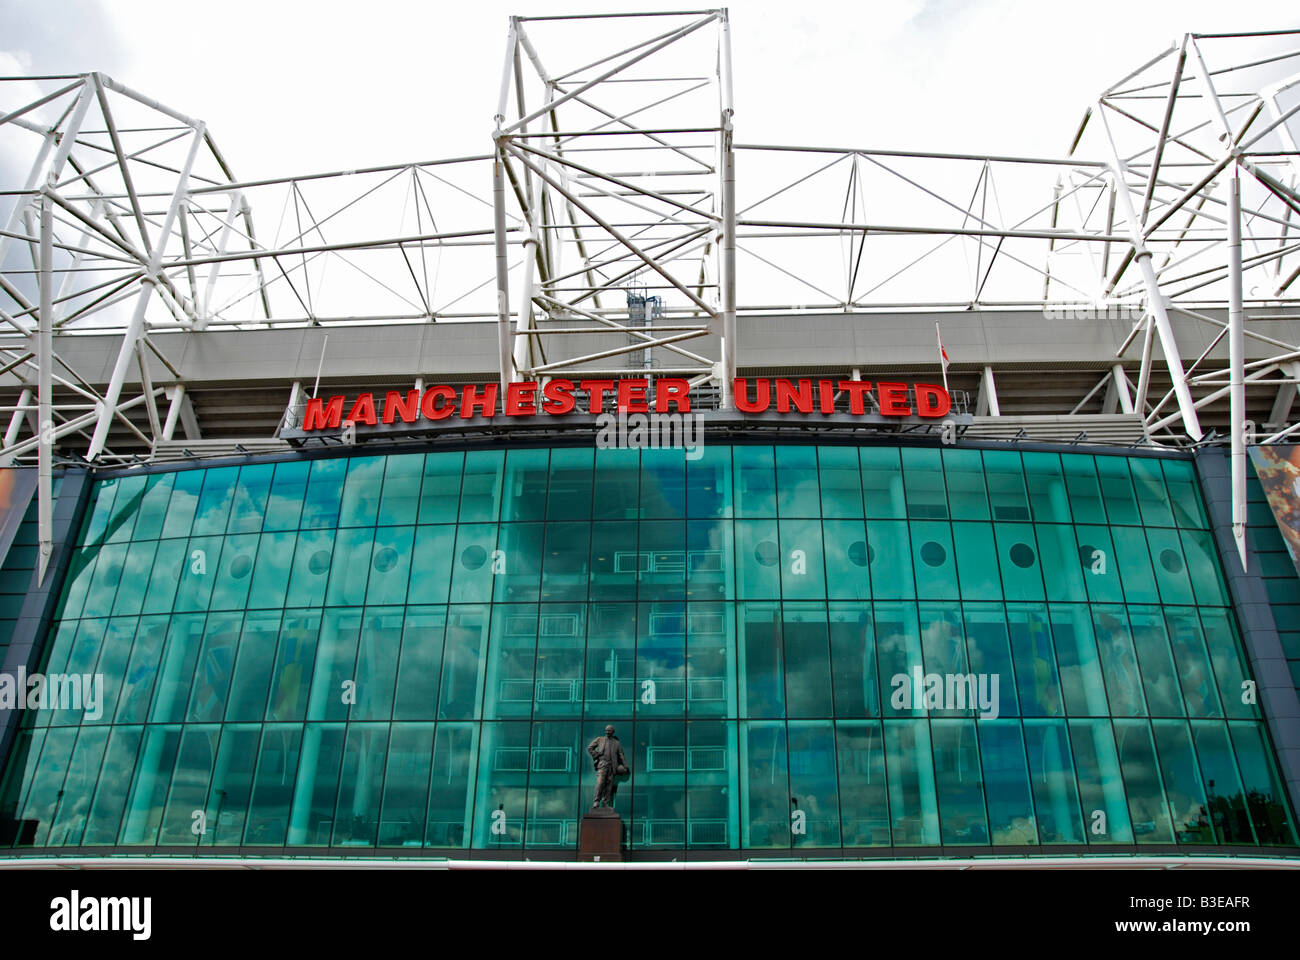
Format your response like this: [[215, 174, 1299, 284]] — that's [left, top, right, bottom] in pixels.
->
[[817, 446, 864, 518], [909, 520, 956, 600], [822, 519, 870, 601], [1146, 527, 1194, 605], [640, 447, 687, 520], [285, 528, 335, 608], [735, 518, 780, 599], [1049, 604, 1109, 716], [325, 527, 375, 606], [993, 524, 1045, 601], [686, 720, 739, 848], [783, 603, 832, 718], [1075, 526, 1123, 603], [1111, 526, 1159, 603], [1227, 721, 1298, 845], [1162, 459, 1208, 528], [1164, 608, 1223, 718], [119, 724, 181, 845], [185, 612, 242, 723], [589, 521, 637, 602], [427, 723, 477, 847], [173, 536, 221, 612], [883, 719, 940, 845], [225, 609, 283, 721], [1068, 718, 1134, 843], [983, 450, 1030, 522], [535, 602, 585, 719], [227, 463, 273, 533], [493, 522, 543, 603], [732, 446, 775, 518], [266, 609, 320, 722], [778, 518, 825, 600], [942, 448, 989, 521], [263, 460, 309, 532], [593, 447, 640, 520], [440, 606, 488, 720], [501, 448, 550, 522], [1114, 719, 1174, 842], [546, 447, 594, 520], [875, 601, 923, 718], [46, 726, 109, 846], [112, 540, 157, 616], [191, 466, 238, 536], [417, 451, 464, 525], [1128, 606, 1185, 717], [540, 521, 590, 603], [1180, 529, 1228, 605], [901, 448, 947, 519], [860, 447, 905, 519], [392, 606, 446, 721], [1060, 454, 1106, 524], [964, 602, 1018, 718], [741, 721, 788, 848], [687, 444, 731, 519], [1130, 457, 1176, 527], [738, 602, 783, 719], [102, 474, 146, 543], [952, 522, 1001, 600], [637, 603, 685, 719], [114, 614, 169, 723], [1037, 523, 1086, 602], [331, 723, 388, 846], [307, 610, 360, 722], [378, 723, 434, 847], [407, 525, 455, 605], [788, 720, 840, 847], [149, 614, 206, 723], [366, 525, 414, 606], [829, 603, 878, 718], [775, 445, 820, 518], [628, 720, 685, 849], [132, 472, 176, 541], [448, 524, 496, 604], [301, 458, 346, 529], [1091, 605, 1147, 717], [686, 602, 734, 719], [209, 533, 259, 611], [244, 724, 302, 845], [1191, 720, 1255, 844], [686, 518, 733, 602], [158, 724, 220, 844], [286, 723, 346, 846], [834, 721, 888, 845], [81, 725, 142, 845], [932, 719, 988, 844], [978, 720, 1038, 845], [337, 456, 384, 527], [1151, 720, 1215, 844], [247, 531, 295, 609], [472, 721, 529, 848], [1094, 456, 1140, 525], [1023, 452, 1072, 523], [377, 454, 423, 526], [484, 604, 536, 720]]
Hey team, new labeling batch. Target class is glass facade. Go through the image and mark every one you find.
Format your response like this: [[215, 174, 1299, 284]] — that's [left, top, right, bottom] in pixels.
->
[[0, 443, 1295, 856]]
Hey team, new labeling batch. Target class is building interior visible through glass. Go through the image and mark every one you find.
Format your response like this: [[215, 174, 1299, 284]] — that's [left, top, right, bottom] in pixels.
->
[[0, 443, 1295, 854]]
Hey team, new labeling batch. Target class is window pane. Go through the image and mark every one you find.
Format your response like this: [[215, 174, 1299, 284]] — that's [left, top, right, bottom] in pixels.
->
[[830, 603, 878, 717], [641, 447, 686, 520], [1114, 719, 1174, 842], [637, 603, 685, 719], [392, 606, 446, 721], [1069, 719, 1134, 843], [993, 524, 1045, 602], [266, 609, 320, 722], [775, 446, 820, 517], [979, 720, 1037, 845], [286, 529, 335, 608], [686, 518, 733, 602], [983, 450, 1030, 522], [227, 464, 273, 533], [378, 723, 434, 847], [225, 610, 283, 721], [353, 607, 404, 721], [860, 447, 905, 519], [1111, 526, 1159, 603], [1151, 720, 1215, 844], [1023, 719, 1084, 843], [332, 723, 389, 846], [952, 522, 1001, 600], [418, 452, 464, 525], [1008, 603, 1063, 717], [783, 603, 832, 717], [459, 450, 504, 523], [286, 723, 346, 846], [932, 719, 988, 844], [589, 521, 637, 601], [943, 448, 990, 521], [301, 458, 346, 529], [964, 602, 1018, 719], [585, 603, 636, 721], [876, 601, 922, 718], [1092, 606, 1147, 717], [1228, 721, 1299, 845], [264, 460, 309, 532], [244, 724, 302, 846], [1191, 720, 1255, 844], [427, 723, 477, 848], [440, 606, 488, 720], [740, 721, 788, 848], [1162, 459, 1208, 528], [501, 449, 549, 522], [1060, 454, 1106, 524], [593, 447, 639, 520], [687, 444, 731, 519], [817, 446, 864, 518], [822, 519, 870, 601], [1128, 606, 1185, 717], [407, 525, 455, 605], [248, 531, 295, 609], [1164, 608, 1223, 718], [732, 446, 775, 518], [1075, 526, 1124, 603], [1095, 456, 1140, 524], [377, 454, 423, 526], [366, 526, 414, 606], [739, 602, 783, 718], [1050, 604, 1109, 716], [1130, 458, 1176, 527], [788, 721, 840, 847], [901, 448, 947, 519], [547, 447, 594, 520], [910, 520, 956, 600], [448, 524, 497, 604], [484, 604, 536, 720], [778, 518, 825, 600], [883, 719, 940, 845], [735, 518, 780, 599]]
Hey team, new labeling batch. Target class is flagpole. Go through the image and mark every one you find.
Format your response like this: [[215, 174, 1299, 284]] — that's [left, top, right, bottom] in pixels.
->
[[936, 321, 949, 393]]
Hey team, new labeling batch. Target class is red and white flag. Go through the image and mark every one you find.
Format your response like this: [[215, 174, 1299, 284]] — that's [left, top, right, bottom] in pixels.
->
[[936, 322, 950, 392]]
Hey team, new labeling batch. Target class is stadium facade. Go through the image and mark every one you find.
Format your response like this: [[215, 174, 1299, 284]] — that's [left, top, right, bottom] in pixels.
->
[[0, 12, 1299, 866]]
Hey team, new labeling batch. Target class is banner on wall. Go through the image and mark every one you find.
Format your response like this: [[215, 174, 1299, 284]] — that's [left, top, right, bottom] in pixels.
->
[[1247, 445, 1300, 576], [0, 468, 37, 569]]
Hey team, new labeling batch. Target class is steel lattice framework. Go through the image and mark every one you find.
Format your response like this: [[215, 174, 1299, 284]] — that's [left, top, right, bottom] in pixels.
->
[[2, 12, 1300, 575]]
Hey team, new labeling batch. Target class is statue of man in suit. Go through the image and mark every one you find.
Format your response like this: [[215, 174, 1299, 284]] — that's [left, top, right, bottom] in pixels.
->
[[587, 725, 628, 809]]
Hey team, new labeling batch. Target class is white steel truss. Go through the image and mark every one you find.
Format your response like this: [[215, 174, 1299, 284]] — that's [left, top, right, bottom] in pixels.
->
[[1, 17, 1299, 573]]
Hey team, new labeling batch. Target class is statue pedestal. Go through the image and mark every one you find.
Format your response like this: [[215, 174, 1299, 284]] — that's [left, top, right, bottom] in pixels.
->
[[579, 808, 623, 862]]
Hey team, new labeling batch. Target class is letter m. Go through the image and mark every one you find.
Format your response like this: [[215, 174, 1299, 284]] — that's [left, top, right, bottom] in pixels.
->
[[303, 395, 345, 431]]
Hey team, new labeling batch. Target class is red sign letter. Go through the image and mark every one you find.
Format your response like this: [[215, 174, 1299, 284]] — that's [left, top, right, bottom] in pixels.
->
[[541, 378, 576, 415], [347, 393, 378, 426], [915, 384, 951, 418], [421, 385, 456, 420], [460, 384, 498, 419], [774, 378, 814, 413], [617, 378, 650, 413], [655, 378, 691, 413], [383, 390, 420, 424], [579, 379, 616, 414], [877, 382, 911, 416], [836, 380, 874, 415], [732, 378, 771, 413], [302, 395, 345, 431], [505, 382, 539, 416]]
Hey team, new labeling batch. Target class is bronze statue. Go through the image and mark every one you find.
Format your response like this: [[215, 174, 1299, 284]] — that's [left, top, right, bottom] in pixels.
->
[[587, 725, 628, 809]]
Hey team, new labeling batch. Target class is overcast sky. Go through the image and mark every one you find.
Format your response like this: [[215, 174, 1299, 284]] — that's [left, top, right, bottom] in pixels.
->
[[2, 0, 1294, 181]]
